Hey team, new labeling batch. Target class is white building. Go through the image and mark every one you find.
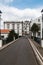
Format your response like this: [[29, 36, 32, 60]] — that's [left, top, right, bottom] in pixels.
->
[[31, 16, 42, 38], [4, 21, 30, 36], [31, 9, 43, 47], [23, 21, 29, 35], [4, 22, 23, 36], [0, 29, 10, 47], [1, 29, 10, 39]]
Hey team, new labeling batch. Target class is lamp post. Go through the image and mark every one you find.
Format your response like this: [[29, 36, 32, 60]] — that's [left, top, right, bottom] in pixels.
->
[[29, 21, 31, 38], [0, 10, 2, 39], [41, 9, 43, 47], [17, 23, 19, 38], [22, 21, 23, 36], [41, 9, 43, 39]]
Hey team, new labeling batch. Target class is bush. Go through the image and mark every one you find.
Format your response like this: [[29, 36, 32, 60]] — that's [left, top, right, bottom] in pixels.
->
[[2, 39, 6, 45], [32, 36, 41, 45], [6, 30, 19, 43], [19, 36, 22, 38], [6, 30, 15, 43], [15, 33, 18, 39]]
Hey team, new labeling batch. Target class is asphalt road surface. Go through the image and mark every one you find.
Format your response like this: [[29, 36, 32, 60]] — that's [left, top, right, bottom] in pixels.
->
[[0, 37, 38, 65]]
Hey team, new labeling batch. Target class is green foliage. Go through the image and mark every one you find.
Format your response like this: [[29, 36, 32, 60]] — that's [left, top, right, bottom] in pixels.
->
[[31, 23, 40, 39], [31, 23, 39, 33], [6, 29, 18, 43], [14, 33, 18, 39], [6, 30, 15, 43]]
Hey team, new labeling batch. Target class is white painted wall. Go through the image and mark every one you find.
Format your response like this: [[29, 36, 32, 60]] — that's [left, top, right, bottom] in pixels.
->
[[4, 21, 30, 36], [5, 24, 8, 29], [41, 40, 43, 47], [10, 24, 12, 29], [0, 40, 2, 47], [1, 33, 9, 38]]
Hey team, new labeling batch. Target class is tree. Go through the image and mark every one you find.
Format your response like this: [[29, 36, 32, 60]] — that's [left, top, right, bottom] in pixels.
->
[[6, 30, 15, 43], [14, 33, 18, 39], [31, 23, 39, 39], [6, 30, 18, 43]]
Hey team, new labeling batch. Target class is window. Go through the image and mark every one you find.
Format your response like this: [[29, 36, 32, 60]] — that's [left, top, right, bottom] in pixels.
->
[[12, 24, 14, 30], [38, 32, 40, 36], [38, 19, 40, 22], [7, 24, 9, 29], [38, 24, 41, 30]]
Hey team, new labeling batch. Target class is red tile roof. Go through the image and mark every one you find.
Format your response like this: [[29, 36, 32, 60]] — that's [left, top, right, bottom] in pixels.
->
[[0, 29, 10, 34]]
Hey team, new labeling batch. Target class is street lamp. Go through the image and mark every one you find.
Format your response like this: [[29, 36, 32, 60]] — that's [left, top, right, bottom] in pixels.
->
[[41, 9, 43, 39], [22, 21, 23, 36], [41, 9, 43, 47], [0, 10, 2, 39], [29, 21, 31, 38]]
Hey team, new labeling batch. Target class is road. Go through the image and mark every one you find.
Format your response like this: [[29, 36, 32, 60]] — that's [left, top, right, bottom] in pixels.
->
[[0, 37, 38, 65]]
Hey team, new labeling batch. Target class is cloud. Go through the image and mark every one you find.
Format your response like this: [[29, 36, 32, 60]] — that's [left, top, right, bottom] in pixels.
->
[[0, 4, 42, 29], [0, 0, 13, 5], [1, 5, 41, 21]]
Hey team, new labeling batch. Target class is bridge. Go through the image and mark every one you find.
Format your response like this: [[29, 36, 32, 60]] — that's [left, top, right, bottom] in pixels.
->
[[0, 37, 41, 65]]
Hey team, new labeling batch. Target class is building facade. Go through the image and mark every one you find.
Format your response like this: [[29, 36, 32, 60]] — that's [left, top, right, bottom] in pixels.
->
[[0, 29, 10, 38], [23, 21, 29, 35], [4, 21, 30, 36], [31, 16, 42, 38]]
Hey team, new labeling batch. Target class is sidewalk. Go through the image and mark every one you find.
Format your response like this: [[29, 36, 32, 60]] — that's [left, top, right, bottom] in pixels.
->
[[30, 39, 43, 57], [29, 38, 43, 65]]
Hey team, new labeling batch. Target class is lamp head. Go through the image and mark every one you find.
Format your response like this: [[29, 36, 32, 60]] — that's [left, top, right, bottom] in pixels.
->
[[41, 9, 43, 14], [41, 9, 43, 12], [0, 10, 2, 15]]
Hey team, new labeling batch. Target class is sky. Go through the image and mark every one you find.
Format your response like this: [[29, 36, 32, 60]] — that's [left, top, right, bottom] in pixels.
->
[[0, 0, 43, 28]]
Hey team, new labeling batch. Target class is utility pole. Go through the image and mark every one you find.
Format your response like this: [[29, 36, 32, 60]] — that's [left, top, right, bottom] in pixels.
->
[[0, 10, 2, 39]]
